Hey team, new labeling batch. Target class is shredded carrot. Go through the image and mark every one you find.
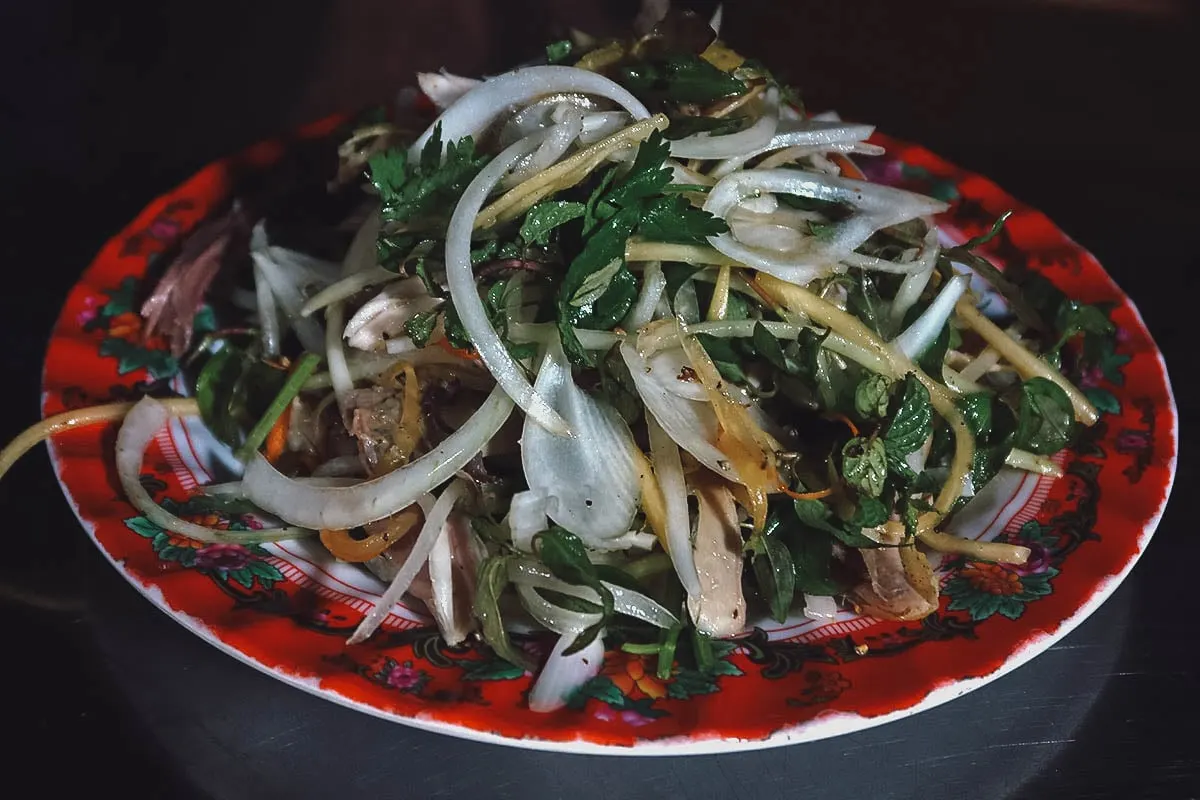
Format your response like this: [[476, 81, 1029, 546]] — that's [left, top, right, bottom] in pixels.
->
[[777, 484, 833, 501], [435, 337, 482, 362], [831, 153, 867, 181], [264, 402, 292, 464], [823, 412, 860, 436]]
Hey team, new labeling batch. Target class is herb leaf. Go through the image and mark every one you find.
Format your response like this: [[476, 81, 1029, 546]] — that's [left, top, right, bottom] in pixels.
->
[[474, 557, 534, 671], [842, 436, 888, 498], [637, 195, 728, 244], [883, 374, 933, 465], [533, 527, 616, 654], [663, 114, 753, 140], [617, 55, 748, 104], [1015, 378, 1076, 455], [545, 39, 573, 64], [520, 201, 586, 246], [854, 374, 892, 420], [368, 123, 490, 226], [750, 531, 796, 623]]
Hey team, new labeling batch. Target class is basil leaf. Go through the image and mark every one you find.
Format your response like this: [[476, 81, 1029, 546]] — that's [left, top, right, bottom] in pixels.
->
[[793, 499, 846, 538], [474, 557, 534, 671], [520, 200, 586, 246], [533, 527, 615, 638], [848, 496, 889, 529], [842, 436, 888, 498], [1015, 377, 1076, 455], [753, 321, 801, 374]]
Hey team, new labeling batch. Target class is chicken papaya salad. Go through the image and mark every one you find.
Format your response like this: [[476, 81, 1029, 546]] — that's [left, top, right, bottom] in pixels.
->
[[2, 5, 1116, 712]]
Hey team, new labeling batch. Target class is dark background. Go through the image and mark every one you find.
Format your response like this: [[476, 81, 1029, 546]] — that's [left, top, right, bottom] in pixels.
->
[[0, 1, 1196, 796]]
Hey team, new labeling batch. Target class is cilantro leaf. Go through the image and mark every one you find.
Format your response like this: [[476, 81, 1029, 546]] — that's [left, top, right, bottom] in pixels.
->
[[637, 195, 728, 244], [520, 201, 586, 246], [605, 131, 672, 209], [368, 123, 490, 226]]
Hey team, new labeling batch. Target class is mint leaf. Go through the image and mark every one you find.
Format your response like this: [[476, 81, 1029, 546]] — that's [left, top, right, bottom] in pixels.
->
[[854, 374, 892, 419], [1015, 378, 1076, 455], [883, 374, 933, 465], [842, 436, 888, 498], [403, 311, 439, 347]]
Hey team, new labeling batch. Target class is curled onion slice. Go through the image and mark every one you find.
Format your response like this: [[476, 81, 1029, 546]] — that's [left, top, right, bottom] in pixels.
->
[[646, 413, 703, 599], [117, 398, 312, 544], [669, 88, 780, 159], [528, 632, 605, 713], [410, 66, 650, 159], [242, 385, 514, 530], [445, 131, 571, 436], [347, 480, 467, 644], [522, 336, 641, 544]]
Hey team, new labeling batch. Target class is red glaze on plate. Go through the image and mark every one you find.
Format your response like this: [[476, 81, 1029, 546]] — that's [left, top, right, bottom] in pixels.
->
[[41, 118, 1177, 753]]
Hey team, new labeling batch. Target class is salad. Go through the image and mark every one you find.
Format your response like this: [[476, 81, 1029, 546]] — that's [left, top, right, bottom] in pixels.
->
[[1, 4, 1115, 713]]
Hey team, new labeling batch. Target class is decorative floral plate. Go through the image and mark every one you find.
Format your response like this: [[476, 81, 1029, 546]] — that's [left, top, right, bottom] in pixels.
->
[[42, 115, 1177, 754]]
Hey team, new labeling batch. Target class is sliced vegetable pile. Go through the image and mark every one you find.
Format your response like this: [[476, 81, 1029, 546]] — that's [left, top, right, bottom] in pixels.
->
[[3, 4, 1117, 712]]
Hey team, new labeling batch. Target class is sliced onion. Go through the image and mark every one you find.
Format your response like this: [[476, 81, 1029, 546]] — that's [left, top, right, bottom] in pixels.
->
[[623, 260, 665, 330], [311, 455, 365, 479], [416, 70, 481, 110], [803, 593, 839, 621], [644, 346, 708, 402], [889, 227, 940, 328], [621, 342, 730, 479], [710, 121, 877, 179], [670, 88, 780, 159], [507, 322, 620, 351], [427, 511, 476, 646], [508, 490, 550, 552], [327, 212, 382, 416], [343, 278, 443, 352], [704, 168, 947, 282], [242, 384, 513, 530], [253, 261, 281, 356], [579, 111, 629, 144], [528, 631, 605, 713], [446, 131, 570, 436], [517, 584, 602, 635], [251, 249, 326, 355], [502, 110, 584, 189], [410, 66, 650, 159], [300, 266, 400, 318], [500, 93, 600, 145], [507, 559, 678, 629], [117, 398, 312, 544], [646, 414, 703, 599], [522, 336, 641, 544], [892, 274, 968, 360], [347, 480, 466, 644]]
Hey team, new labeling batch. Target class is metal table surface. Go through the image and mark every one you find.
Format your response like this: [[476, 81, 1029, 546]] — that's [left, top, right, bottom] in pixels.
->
[[1, 1, 1196, 797]]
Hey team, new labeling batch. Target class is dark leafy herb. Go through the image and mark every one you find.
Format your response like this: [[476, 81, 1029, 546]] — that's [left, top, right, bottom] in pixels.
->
[[195, 343, 287, 450], [663, 115, 753, 140], [617, 55, 748, 104], [842, 436, 888, 498], [593, 344, 644, 424], [1014, 378, 1076, 455], [533, 527, 615, 654], [749, 530, 795, 623], [854, 374, 892, 420], [234, 353, 322, 462], [637, 195, 728, 244], [403, 311, 439, 347], [883, 374, 933, 468], [847, 496, 889, 529], [695, 333, 747, 384], [368, 123, 489, 226], [605, 131, 672, 209], [520, 201, 586, 246], [474, 557, 534, 671], [785, 524, 846, 596], [545, 39, 573, 64], [753, 322, 802, 375]]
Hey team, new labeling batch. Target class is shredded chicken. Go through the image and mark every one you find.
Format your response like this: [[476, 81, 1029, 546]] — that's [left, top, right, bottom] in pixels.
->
[[851, 526, 939, 621], [687, 477, 746, 637]]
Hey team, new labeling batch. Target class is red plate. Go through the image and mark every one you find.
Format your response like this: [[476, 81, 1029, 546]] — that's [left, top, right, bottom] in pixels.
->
[[42, 117, 1177, 753]]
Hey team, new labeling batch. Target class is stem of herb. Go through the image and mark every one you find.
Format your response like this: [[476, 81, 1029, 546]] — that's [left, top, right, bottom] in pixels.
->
[[235, 352, 322, 463], [621, 642, 663, 655], [656, 623, 682, 681]]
